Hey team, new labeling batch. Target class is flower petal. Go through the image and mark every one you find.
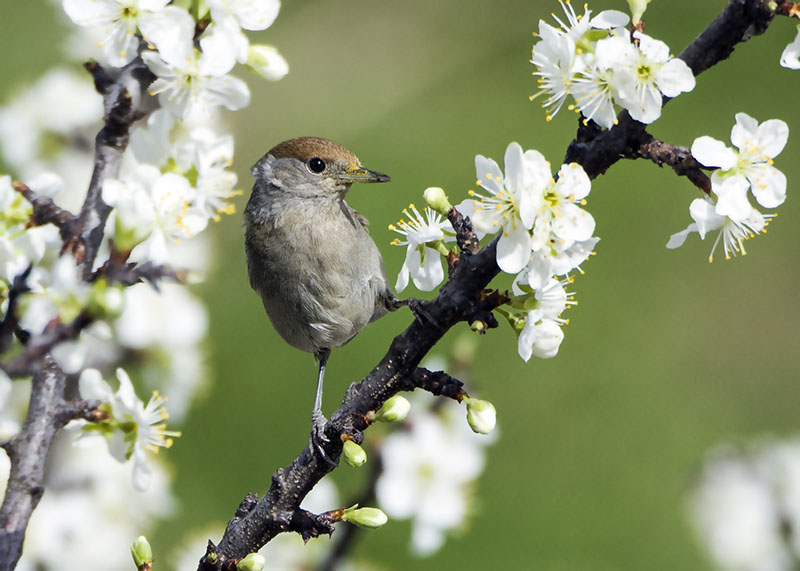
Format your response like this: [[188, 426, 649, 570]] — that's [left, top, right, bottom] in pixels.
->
[[712, 174, 752, 222], [474, 155, 504, 196], [747, 165, 786, 209], [656, 58, 695, 97], [496, 224, 532, 274], [691, 136, 737, 170]]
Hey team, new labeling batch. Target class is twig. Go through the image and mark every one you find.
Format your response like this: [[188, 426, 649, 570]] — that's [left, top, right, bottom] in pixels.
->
[[72, 57, 155, 275], [636, 137, 712, 194]]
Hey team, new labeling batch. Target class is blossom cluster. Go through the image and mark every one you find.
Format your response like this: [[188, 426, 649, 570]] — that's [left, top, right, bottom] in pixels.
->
[[0, 0, 288, 567], [376, 390, 494, 556], [392, 142, 596, 362], [668, 113, 788, 261], [530, 1, 695, 128]]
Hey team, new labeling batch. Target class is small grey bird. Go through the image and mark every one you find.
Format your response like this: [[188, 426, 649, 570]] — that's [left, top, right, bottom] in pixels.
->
[[244, 137, 400, 460]]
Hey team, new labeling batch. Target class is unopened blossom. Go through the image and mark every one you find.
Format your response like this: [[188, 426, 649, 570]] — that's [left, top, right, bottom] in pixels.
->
[[691, 113, 788, 221], [780, 25, 800, 69], [604, 31, 695, 124], [79, 368, 179, 491], [667, 197, 771, 262], [518, 316, 564, 361], [246, 45, 289, 81], [391, 204, 454, 292]]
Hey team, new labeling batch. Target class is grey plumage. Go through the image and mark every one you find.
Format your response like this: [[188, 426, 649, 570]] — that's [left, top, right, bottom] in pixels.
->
[[244, 137, 394, 358], [243, 137, 397, 462]]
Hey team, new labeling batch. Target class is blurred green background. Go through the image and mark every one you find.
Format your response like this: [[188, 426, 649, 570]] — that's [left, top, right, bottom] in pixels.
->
[[2, 0, 800, 569]]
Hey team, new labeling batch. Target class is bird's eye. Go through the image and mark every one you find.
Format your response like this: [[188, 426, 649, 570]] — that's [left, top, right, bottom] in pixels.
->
[[308, 157, 326, 173]]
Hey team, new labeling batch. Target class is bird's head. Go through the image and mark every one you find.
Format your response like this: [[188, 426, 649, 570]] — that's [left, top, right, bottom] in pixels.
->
[[251, 136, 390, 200]]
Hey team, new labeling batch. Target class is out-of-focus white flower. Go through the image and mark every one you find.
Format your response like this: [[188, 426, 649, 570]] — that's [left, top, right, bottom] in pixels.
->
[[246, 45, 289, 81], [143, 21, 251, 118], [0, 69, 102, 211], [780, 25, 800, 69], [604, 31, 695, 124], [16, 435, 173, 571], [206, 0, 281, 31], [667, 197, 772, 262], [691, 113, 789, 221], [19, 254, 90, 335], [391, 204, 454, 292], [457, 143, 550, 274], [376, 393, 492, 556], [103, 165, 209, 263], [78, 367, 179, 491], [115, 283, 209, 421], [689, 439, 800, 571], [175, 129, 240, 220], [64, 0, 188, 67]]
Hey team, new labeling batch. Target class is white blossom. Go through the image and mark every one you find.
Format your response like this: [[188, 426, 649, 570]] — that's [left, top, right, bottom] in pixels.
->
[[457, 142, 550, 274], [780, 25, 800, 69], [376, 393, 492, 556], [691, 113, 788, 221], [78, 367, 179, 491], [142, 22, 251, 118], [391, 204, 454, 292], [667, 197, 772, 262], [604, 31, 695, 124]]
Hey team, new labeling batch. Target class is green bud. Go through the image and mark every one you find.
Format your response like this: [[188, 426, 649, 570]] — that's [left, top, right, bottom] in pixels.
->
[[423, 186, 452, 216], [464, 397, 497, 435], [374, 395, 411, 423], [342, 505, 388, 528], [247, 45, 289, 81], [130, 536, 153, 569], [470, 320, 486, 333], [342, 440, 367, 467], [88, 280, 125, 319], [628, 0, 653, 25], [236, 553, 266, 571]]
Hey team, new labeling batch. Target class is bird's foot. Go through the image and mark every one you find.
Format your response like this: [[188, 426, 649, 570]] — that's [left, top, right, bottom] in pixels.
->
[[310, 410, 337, 467], [391, 297, 441, 330]]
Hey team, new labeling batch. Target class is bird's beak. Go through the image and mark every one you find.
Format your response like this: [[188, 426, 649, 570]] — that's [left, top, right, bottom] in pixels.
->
[[343, 166, 391, 184]]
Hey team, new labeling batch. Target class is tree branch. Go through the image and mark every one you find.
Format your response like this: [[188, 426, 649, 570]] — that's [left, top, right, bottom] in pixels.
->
[[564, 0, 778, 180], [0, 357, 94, 570], [71, 57, 155, 275]]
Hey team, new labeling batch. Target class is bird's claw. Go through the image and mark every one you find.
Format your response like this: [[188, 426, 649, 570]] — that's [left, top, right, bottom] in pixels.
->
[[310, 410, 337, 467]]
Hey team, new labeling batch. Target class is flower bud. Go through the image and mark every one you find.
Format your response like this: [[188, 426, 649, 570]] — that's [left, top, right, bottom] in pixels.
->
[[342, 506, 388, 528], [237, 553, 266, 571], [88, 280, 125, 319], [465, 397, 497, 434], [342, 440, 367, 467], [374, 395, 411, 423], [247, 45, 289, 81], [131, 536, 153, 570], [423, 186, 452, 216], [628, 0, 653, 25]]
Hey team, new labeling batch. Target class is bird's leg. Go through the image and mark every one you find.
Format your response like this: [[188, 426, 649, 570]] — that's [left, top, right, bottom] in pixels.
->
[[310, 348, 336, 466]]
